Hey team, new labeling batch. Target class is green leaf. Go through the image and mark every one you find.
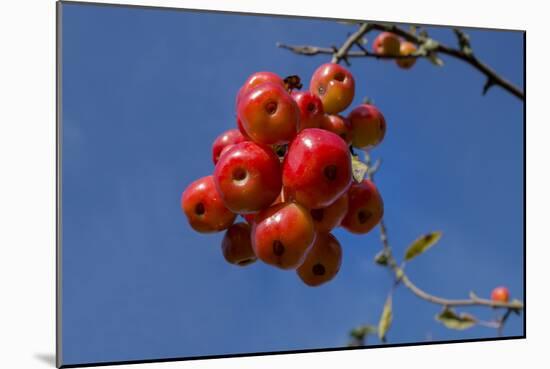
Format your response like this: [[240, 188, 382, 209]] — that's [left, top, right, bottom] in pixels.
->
[[374, 250, 389, 266], [435, 308, 476, 330], [378, 295, 393, 342], [427, 52, 444, 67], [453, 28, 473, 56], [404, 231, 442, 261], [351, 155, 368, 183], [422, 38, 439, 52], [350, 325, 378, 340]]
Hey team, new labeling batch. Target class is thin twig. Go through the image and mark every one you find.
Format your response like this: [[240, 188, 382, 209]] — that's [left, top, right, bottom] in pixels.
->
[[395, 271, 523, 309], [331, 23, 372, 63], [277, 43, 420, 60], [364, 149, 523, 310], [497, 309, 514, 336]]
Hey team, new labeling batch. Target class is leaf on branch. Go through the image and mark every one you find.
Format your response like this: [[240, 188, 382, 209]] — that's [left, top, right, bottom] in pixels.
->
[[435, 308, 477, 330], [423, 38, 440, 52], [378, 295, 393, 342], [427, 52, 444, 67], [453, 28, 473, 57], [350, 324, 378, 340], [409, 25, 417, 35], [419, 28, 429, 39], [351, 154, 369, 183], [404, 231, 442, 261], [374, 250, 389, 266]]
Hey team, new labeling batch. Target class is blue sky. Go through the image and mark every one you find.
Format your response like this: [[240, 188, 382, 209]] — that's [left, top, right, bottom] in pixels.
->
[[61, 3, 524, 365]]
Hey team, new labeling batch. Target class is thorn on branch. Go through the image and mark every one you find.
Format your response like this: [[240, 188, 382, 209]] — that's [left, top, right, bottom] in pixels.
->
[[483, 77, 496, 95], [354, 40, 368, 53], [453, 28, 473, 57], [342, 56, 351, 66]]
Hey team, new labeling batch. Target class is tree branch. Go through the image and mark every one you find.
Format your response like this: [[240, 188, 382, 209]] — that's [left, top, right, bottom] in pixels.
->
[[361, 149, 523, 342], [277, 22, 524, 100], [330, 23, 372, 63], [394, 271, 523, 309]]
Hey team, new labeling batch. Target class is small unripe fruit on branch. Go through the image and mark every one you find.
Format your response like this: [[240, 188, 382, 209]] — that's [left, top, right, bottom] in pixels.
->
[[396, 41, 417, 69], [372, 32, 401, 56]]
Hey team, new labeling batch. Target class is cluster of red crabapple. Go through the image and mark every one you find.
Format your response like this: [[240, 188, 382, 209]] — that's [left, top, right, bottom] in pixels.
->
[[180, 31, 421, 287], [180, 57, 388, 287]]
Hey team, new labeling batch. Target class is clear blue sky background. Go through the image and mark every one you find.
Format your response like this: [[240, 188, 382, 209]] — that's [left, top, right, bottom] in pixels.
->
[[61, 3, 524, 366]]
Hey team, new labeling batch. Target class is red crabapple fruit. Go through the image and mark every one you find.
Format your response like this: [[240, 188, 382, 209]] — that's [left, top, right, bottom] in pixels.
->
[[235, 71, 285, 109], [320, 114, 353, 144], [237, 82, 299, 145], [222, 222, 257, 266], [309, 63, 355, 114], [181, 175, 236, 233], [252, 202, 316, 269], [396, 41, 417, 69], [348, 104, 386, 149], [297, 232, 342, 287], [310, 193, 349, 233], [372, 32, 401, 56], [212, 129, 247, 164], [214, 141, 282, 214], [491, 286, 510, 303], [283, 128, 352, 209], [292, 90, 325, 131], [341, 179, 383, 234]]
